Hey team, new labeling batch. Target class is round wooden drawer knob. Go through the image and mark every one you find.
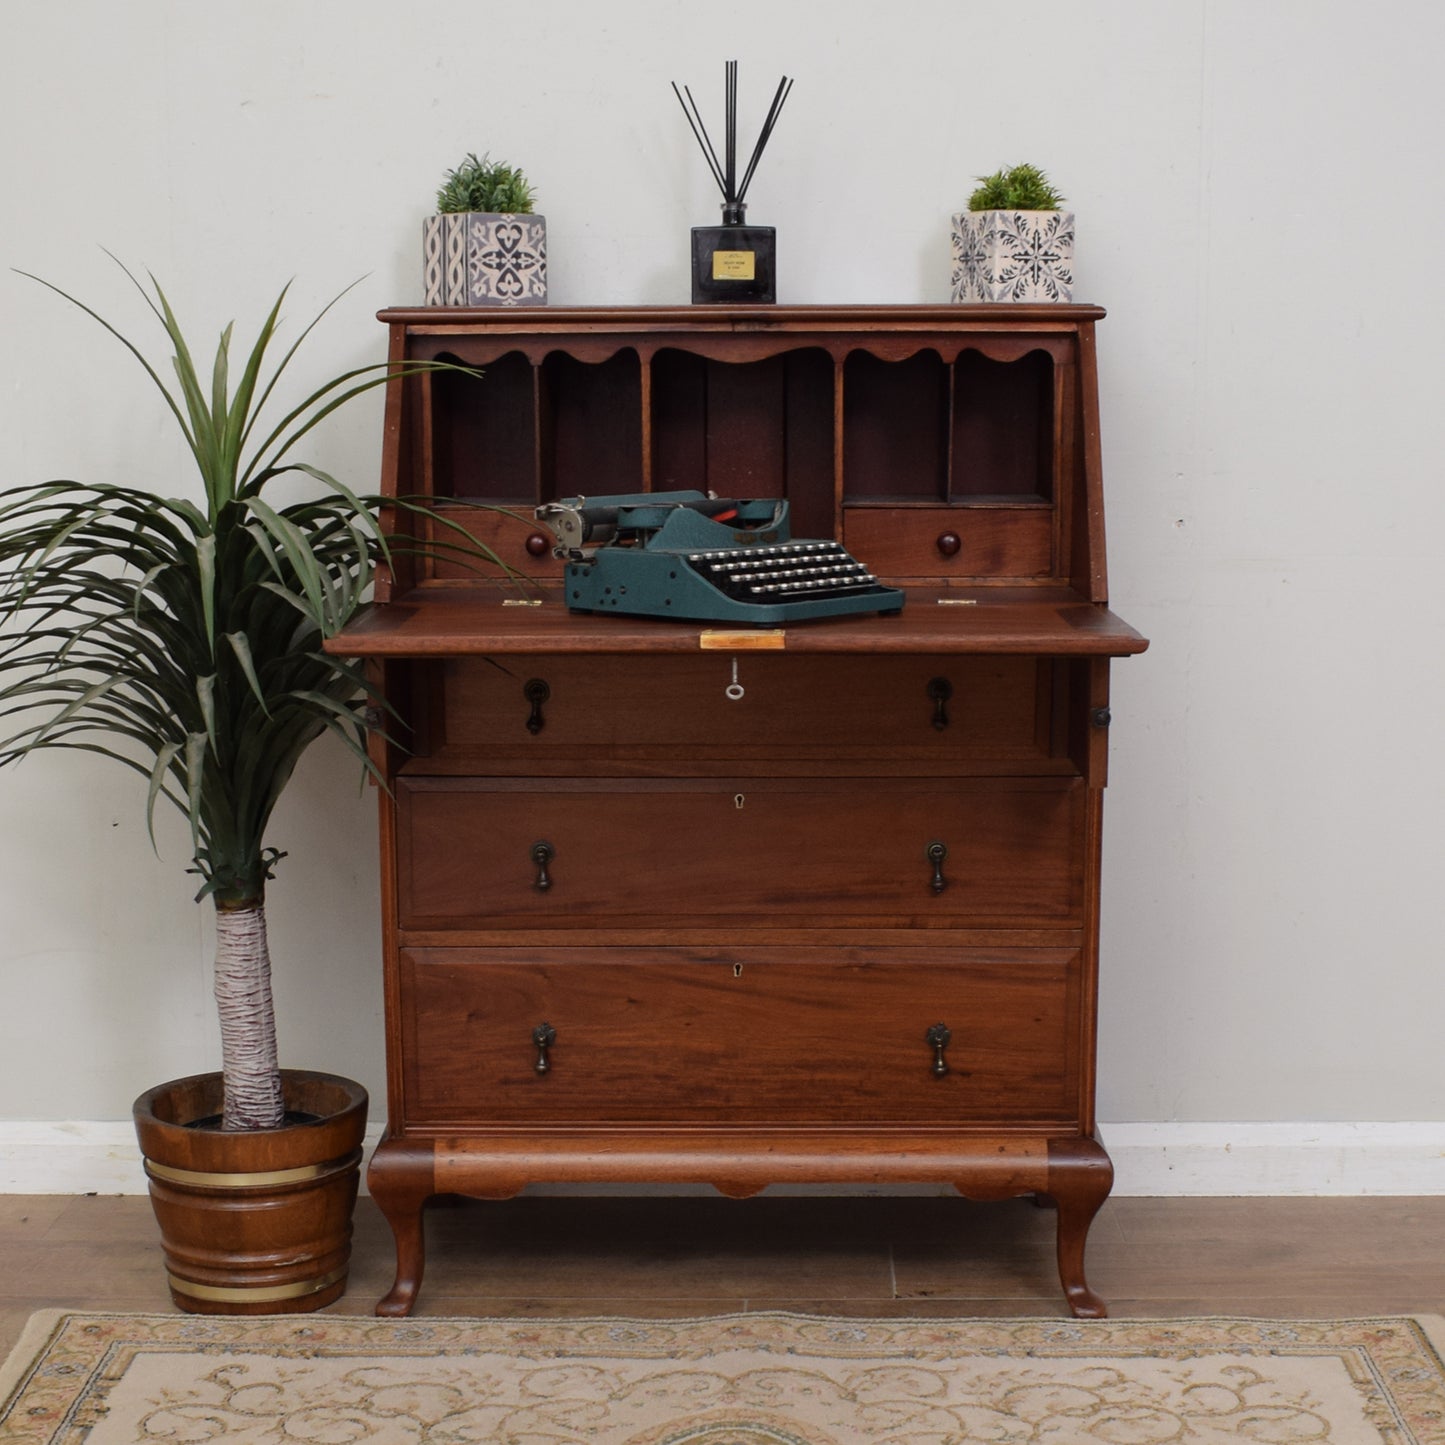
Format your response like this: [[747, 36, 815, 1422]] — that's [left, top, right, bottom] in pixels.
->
[[936, 532, 962, 558], [525, 532, 550, 558]]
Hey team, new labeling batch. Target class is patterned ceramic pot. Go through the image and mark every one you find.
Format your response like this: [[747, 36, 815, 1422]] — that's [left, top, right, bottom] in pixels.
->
[[424, 212, 547, 306], [950, 209, 1074, 303]]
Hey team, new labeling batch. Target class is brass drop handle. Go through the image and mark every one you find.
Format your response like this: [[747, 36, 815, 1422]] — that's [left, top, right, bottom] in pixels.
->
[[926, 1023, 952, 1078], [926, 840, 948, 895], [531, 840, 555, 892], [926, 677, 953, 730], [532, 1022, 556, 1074], [524, 678, 550, 735]]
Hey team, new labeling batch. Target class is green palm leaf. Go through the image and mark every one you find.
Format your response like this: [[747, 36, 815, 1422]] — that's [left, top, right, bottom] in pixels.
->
[[1, 266, 504, 905], [0, 265, 515, 1128]]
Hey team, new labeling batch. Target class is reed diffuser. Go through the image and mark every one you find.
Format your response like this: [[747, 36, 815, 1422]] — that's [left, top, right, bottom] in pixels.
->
[[672, 61, 793, 303]]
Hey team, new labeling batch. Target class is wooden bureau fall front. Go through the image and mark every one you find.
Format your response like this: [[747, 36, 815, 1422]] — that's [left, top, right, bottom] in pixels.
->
[[328, 304, 1147, 1317]]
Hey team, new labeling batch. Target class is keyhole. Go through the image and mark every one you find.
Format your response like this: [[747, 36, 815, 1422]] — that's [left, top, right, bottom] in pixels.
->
[[734, 793, 745, 809], [733, 963, 744, 978]]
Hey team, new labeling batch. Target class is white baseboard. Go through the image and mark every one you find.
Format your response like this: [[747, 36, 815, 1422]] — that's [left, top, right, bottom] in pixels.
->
[[3, 1121, 1443, 1197], [0, 1123, 155, 1195], [0, 1123, 389, 1196], [1101, 1122, 1445, 1196]]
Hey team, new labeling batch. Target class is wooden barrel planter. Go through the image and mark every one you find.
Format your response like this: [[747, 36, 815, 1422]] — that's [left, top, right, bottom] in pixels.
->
[[134, 1070, 368, 1314]]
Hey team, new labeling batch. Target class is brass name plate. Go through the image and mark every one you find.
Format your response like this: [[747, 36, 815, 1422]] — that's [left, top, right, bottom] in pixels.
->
[[699, 629, 786, 650], [712, 250, 756, 281]]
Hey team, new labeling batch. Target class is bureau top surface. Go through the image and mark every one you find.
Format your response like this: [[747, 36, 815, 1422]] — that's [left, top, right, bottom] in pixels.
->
[[380, 302, 1105, 334], [327, 586, 1148, 658]]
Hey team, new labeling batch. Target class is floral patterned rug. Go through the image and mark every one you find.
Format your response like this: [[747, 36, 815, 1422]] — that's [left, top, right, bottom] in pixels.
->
[[3, 1311, 1444, 1443]]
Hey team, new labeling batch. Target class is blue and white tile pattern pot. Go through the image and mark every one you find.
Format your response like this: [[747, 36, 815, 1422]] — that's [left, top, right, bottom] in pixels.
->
[[423, 213, 547, 306], [950, 210, 1074, 303]]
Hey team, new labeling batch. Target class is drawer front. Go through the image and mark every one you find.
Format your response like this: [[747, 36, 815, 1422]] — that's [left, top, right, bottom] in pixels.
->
[[398, 777, 1083, 929], [426, 505, 565, 581], [434, 653, 1050, 760], [399, 947, 1079, 1126], [844, 505, 1054, 581]]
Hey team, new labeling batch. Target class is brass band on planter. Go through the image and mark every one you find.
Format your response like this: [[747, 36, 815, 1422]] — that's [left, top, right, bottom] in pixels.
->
[[168, 1265, 348, 1304], [145, 1158, 347, 1189]]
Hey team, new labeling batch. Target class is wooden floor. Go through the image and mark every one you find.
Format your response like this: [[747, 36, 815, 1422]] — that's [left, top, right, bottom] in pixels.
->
[[4, 1192, 1443, 1360]]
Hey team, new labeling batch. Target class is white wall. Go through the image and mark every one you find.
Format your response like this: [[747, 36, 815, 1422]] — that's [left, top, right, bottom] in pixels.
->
[[1, 2, 1442, 1150]]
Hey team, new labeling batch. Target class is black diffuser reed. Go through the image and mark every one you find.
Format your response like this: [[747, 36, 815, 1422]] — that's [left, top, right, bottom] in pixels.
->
[[672, 62, 793, 303]]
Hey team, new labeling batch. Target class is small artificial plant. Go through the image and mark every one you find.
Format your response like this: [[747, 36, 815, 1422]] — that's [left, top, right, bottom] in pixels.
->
[[0, 261, 494, 1132], [435, 153, 536, 215], [967, 163, 1065, 213]]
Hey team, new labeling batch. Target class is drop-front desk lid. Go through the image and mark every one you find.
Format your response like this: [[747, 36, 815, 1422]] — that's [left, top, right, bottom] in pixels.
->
[[327, 586, 1148, 659]]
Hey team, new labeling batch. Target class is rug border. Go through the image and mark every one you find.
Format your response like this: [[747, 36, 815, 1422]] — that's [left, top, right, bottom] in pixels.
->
[[0, 1308, 68, 1407], [5, 1309, 1445, 1437], [1413, 1311, 1445, 1357], [5, 1308, 1444, 1367]]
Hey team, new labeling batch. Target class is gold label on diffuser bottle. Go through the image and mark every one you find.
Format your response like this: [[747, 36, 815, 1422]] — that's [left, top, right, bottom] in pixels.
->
[[712, 250, 756, 281]]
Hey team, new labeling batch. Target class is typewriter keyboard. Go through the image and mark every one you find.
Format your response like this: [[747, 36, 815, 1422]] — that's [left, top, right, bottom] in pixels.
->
[[685, 540, 890, 602]]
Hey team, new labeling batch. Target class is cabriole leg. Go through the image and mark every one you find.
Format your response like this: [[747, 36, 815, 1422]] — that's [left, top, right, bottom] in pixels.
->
[[367, 1137, 434, 1317], [1045, 1136, 1114, 1319]]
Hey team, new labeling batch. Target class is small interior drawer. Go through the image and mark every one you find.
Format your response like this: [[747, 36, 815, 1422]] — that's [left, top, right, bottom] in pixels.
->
[[425, 505, 566, 582], [844, 505, 1054, 581], [398, 945, 1080, 1127]]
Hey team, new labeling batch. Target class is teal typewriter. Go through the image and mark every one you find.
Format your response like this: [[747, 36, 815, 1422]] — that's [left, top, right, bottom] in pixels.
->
[[534, 490, 905, 625]]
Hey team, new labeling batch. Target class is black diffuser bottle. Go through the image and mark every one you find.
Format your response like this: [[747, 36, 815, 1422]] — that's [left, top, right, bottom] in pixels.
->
[[674, 63, 792, 305], [691, 201, 777, 304]]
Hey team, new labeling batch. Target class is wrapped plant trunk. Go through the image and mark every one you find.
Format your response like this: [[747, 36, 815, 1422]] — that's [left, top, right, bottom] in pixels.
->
[[214, 900, 284, 1131]]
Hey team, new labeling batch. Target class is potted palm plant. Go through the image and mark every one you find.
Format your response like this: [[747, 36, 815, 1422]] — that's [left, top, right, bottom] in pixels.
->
[[422, 151, 546, 306], [950, 162, 1075, 303], [0, 263, 493, 1313]]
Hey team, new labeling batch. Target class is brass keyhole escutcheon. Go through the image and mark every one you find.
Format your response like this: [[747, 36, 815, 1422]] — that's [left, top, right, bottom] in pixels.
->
[[734, 793, 746, 809], [927, 677, 953, 731], [524, 678, 550, 735]]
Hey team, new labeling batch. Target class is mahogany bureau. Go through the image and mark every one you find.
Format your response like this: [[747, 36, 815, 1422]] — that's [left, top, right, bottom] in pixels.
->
[[329, 304, 1148, 1317]]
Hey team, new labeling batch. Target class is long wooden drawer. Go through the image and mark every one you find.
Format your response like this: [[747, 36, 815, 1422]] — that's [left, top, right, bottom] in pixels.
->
[[426, 653, 1052, 762], [397, 776, 1084, 930], [398, 946, 1080, 1127]]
